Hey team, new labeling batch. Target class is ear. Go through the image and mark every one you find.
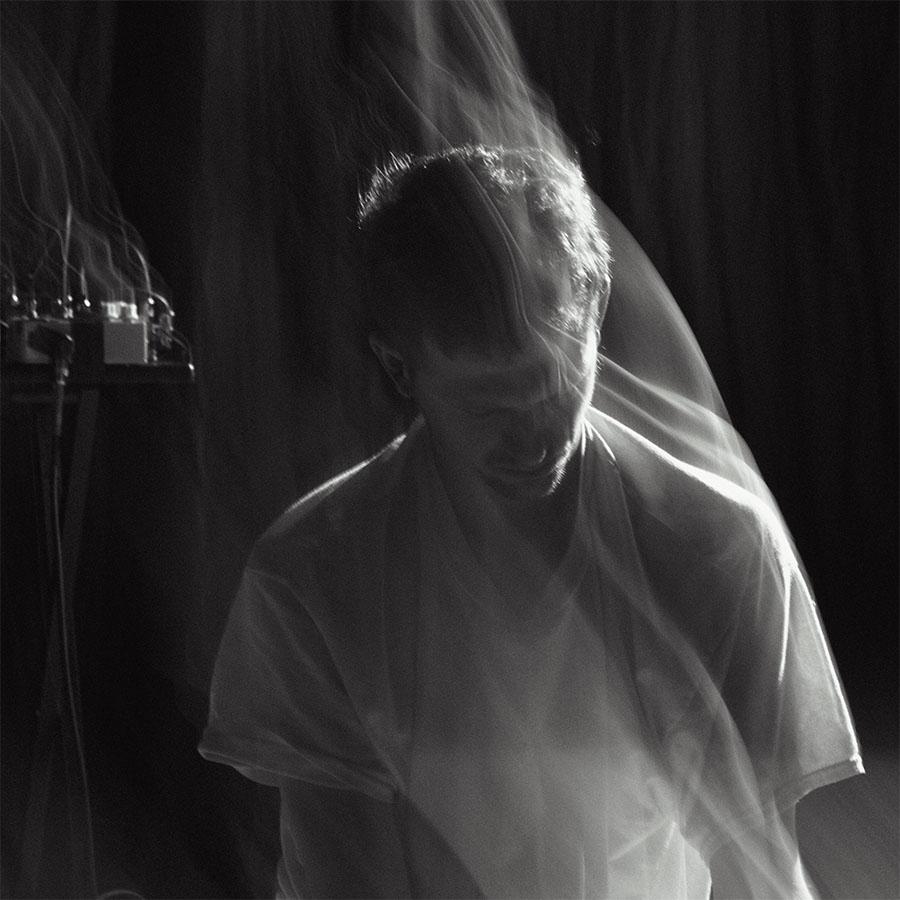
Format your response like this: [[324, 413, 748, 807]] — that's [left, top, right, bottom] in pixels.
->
[[368, 333, 412, 398]]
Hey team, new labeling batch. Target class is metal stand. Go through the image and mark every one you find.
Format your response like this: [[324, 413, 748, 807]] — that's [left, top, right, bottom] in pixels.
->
[[17, 388, 99, 899], [3, 360, 193, 898]]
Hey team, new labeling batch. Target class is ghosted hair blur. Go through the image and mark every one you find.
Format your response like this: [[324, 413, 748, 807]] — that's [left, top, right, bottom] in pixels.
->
[[357, 145, 612, 357]]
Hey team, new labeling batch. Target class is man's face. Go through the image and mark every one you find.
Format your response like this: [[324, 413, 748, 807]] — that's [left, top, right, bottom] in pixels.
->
[[409, 325, 598, 503]]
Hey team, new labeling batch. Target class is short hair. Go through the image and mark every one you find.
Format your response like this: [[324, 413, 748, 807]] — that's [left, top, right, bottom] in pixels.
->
[[357, 145, 611, 356]]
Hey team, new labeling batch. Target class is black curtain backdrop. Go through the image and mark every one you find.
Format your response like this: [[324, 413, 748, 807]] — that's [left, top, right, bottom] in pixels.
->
[[1, 2, 897, 898]]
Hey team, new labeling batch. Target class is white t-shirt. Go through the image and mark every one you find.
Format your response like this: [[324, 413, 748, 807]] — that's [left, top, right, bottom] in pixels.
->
[[200, 409, 862, 898]]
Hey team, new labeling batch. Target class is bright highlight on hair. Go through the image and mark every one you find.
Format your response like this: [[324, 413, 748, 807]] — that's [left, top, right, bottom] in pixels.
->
[[358, 145, 612, 357]]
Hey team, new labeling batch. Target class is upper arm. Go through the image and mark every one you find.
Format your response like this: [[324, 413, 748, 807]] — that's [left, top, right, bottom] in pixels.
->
[[279, 779, 413, 899], [201, 566, 394, 797]]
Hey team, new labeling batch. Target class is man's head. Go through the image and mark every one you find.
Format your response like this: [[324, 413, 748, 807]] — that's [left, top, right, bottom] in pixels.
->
[[358, 145, 611, 502], [358, 145, 611, 357]]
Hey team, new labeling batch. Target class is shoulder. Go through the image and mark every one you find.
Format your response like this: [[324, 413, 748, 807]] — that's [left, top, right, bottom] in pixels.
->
[[249, 423, 420, 582], [586, 408, 792, 579], [585, 408, 804, 690]]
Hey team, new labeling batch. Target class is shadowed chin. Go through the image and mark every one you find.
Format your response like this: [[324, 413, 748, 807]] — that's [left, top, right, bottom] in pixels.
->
[[482, 459, 568, 502]]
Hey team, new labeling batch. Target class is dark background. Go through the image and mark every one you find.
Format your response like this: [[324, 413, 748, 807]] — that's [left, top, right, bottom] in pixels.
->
[[2, 2, 897, 898]]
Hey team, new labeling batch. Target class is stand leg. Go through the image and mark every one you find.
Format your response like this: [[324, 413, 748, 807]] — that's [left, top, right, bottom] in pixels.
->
[[16, 389, 99, 898]]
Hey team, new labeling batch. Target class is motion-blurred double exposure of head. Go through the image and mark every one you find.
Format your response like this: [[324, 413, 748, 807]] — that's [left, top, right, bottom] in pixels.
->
[[360, 146, 611, 505]]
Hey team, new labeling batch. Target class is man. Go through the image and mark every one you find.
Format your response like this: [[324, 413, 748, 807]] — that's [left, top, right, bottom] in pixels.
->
[[200, 146, 862, 898]]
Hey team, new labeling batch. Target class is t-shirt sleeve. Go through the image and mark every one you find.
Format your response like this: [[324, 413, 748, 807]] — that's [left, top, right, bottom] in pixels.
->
[[198, 565, 394, 801], [717, 537, 863, 809], [627, 471, 864, 858], [668, 512, 864, 855]]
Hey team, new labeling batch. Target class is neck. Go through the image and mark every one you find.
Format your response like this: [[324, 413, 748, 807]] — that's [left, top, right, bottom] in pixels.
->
[[429, 438, 583, 578]]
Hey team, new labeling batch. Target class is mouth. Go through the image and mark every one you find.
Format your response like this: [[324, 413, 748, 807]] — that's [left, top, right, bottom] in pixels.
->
[[485, 454, 567, 493]]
